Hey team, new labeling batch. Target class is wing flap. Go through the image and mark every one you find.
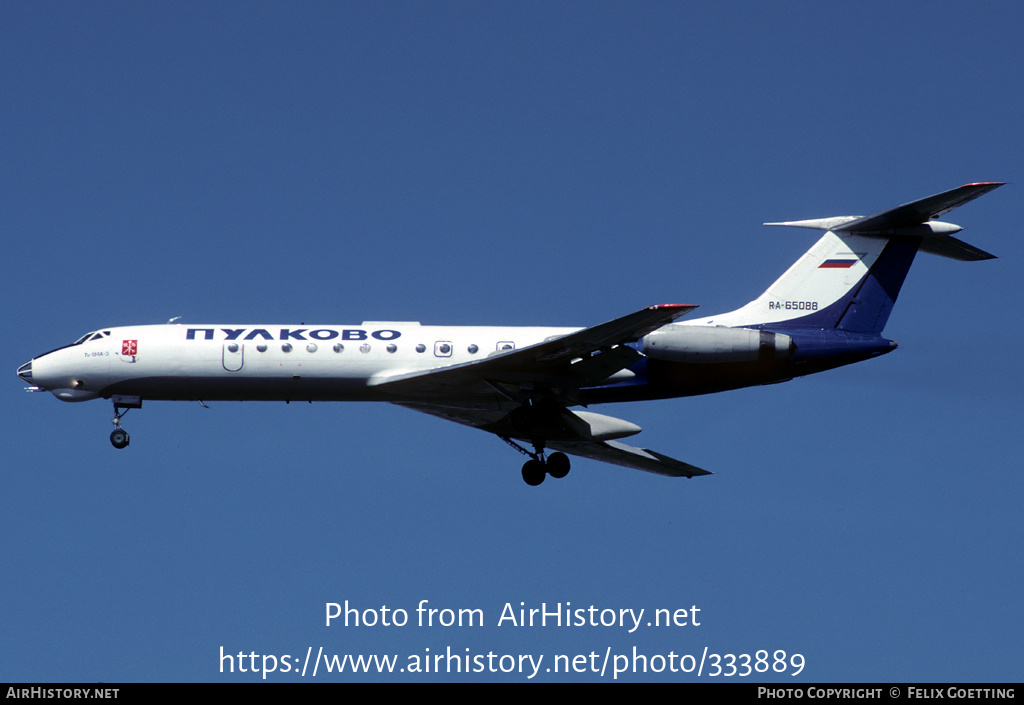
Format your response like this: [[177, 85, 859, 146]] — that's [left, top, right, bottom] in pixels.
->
[[548, 439, 711, 478]]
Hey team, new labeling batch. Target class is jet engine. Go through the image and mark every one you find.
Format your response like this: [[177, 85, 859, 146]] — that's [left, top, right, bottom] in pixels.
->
[[642, 326, 794, 363]]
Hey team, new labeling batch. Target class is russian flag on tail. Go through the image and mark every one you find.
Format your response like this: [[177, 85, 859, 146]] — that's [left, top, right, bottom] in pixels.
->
[[818, 259, 857, 269]]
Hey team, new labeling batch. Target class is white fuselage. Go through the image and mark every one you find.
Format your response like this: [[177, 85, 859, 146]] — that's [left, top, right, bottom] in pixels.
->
[[25, 322, 582, 403]]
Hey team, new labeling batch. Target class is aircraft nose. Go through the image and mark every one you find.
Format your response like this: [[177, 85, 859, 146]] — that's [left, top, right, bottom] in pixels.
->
[[19, 350, 100, 401], [17, 359, 33, 384]]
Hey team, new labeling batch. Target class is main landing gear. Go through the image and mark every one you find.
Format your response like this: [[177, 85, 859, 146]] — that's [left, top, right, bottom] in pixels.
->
[[502, 437, 571, 486], [521, 452, 571, 486], [109, 395, 142, 449]]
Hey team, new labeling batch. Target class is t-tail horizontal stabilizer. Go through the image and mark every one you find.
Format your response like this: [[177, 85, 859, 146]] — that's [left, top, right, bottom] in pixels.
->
[[696, 182, 1003, 333], [765, 182, 1003, 261]]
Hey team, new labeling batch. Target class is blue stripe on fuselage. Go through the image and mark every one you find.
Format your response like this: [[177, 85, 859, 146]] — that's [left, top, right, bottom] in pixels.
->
[[771, 328, 896, 364]]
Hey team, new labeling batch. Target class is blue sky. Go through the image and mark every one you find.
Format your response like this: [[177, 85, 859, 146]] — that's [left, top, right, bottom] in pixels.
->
[[3, 2, 1021, 682]]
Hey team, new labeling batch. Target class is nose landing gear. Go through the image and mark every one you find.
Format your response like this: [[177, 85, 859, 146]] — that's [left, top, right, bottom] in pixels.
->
[[109, 395, 142, 449], [110, 426, 130, 449]]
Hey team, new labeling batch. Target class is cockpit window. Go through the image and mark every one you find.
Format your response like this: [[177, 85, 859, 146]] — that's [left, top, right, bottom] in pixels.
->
[[36, 331, 107, 359], [69, 330, 110, 346]]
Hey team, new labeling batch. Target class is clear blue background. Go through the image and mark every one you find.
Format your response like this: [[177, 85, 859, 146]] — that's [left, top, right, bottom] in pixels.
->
[[3, 1, 1021, 682]]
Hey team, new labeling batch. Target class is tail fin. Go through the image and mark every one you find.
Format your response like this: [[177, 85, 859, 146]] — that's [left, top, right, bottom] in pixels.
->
[[692, 183, 1003, 335]]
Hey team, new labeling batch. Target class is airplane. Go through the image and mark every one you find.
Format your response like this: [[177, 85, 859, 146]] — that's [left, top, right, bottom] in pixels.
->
[[17, 182, 1002, 486]]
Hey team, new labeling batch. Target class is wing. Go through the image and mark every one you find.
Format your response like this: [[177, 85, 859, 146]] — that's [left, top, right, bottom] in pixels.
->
[[378, 304, 707, 478], [371, 303, 697, 400], [396, 401, 711, 478], [546, 438, 711, 478]]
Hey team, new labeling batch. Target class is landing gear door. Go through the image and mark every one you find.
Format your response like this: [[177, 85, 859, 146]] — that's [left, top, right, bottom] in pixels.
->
[[222, 343, 244, 371]]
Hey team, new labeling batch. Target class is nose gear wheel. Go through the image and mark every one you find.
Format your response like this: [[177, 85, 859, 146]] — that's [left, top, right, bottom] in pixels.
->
[[109, 396, 142, 449], [110, 428, 129, 449]]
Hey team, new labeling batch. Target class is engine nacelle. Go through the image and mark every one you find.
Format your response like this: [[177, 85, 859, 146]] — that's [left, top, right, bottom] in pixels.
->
[[642, 326, 794, 364], [570, 410, 642, 441]]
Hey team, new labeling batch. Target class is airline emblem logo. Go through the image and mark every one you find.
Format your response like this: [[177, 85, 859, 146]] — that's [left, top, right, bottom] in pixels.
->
[[122, 340, 138, 355]]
